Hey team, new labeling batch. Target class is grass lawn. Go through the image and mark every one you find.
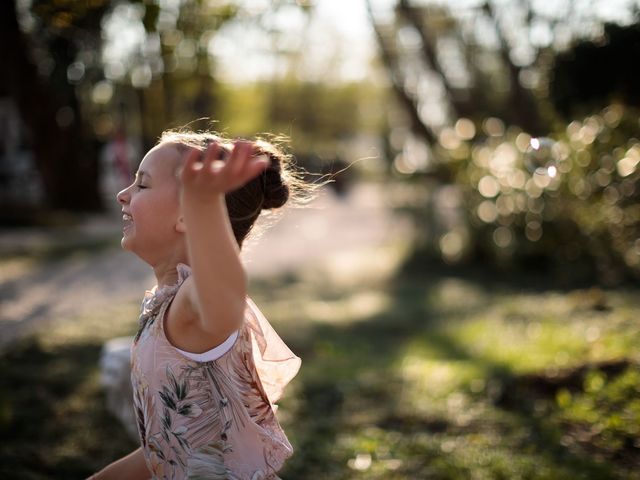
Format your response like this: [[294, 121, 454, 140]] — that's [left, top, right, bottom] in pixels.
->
[[1, 241, 639, 479]]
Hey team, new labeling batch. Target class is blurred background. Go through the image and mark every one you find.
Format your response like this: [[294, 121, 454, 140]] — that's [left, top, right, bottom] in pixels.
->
[[1, 0, 639, 478]]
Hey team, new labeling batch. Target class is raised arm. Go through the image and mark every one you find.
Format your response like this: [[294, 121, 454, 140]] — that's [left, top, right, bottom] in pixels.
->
[[178, 141, 269, 345]]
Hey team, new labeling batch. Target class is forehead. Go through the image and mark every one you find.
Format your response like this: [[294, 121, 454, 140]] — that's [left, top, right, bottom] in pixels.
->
[[138, 144, 181, 177]]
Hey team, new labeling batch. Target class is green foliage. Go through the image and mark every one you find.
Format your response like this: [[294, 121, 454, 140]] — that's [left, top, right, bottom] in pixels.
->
[[438, 105, 640, 283], [553, 366, 640, 456], [216, 79, 387, 155]]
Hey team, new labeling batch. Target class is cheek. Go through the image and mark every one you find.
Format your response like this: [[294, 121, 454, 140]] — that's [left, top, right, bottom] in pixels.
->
[[133, 194, 179, 231], [157, 193, 180, 222]]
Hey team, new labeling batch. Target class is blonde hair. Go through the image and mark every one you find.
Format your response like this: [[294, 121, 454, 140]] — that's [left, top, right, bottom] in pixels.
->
[[158, 128, 317, 248]]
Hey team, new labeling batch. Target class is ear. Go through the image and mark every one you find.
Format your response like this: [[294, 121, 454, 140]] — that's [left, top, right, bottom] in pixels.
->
[[175, 215, 187, 233]]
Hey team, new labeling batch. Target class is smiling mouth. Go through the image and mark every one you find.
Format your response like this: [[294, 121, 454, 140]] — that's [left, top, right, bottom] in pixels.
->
[[122, 213, 133, 233]]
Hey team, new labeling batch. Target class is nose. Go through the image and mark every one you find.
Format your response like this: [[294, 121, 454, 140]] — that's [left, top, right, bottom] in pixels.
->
[[116, 185, 130, 206]]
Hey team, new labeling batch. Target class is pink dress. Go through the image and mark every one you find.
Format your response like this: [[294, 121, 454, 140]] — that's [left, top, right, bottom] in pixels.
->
[[130, 264, 301, 479]]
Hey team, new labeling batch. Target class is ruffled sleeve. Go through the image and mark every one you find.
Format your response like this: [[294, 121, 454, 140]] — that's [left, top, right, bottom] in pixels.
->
[[244, 297, 301, 404]]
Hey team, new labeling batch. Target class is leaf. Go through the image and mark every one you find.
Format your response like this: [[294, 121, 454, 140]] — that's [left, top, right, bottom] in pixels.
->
[[174, 432, 191, 450], [178, 379, 188, 400], [159, 386, 177, 411], [167, 366, 181, 397], [161, 407, 172, 432], [173, 425, 188, 435], [179, 402, 203, 418]]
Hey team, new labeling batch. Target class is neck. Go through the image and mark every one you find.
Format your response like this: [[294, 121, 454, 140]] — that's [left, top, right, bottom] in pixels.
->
[[152, 253, 189, 288]]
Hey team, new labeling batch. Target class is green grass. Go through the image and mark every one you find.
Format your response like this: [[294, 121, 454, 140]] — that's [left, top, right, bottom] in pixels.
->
[[1, 242, 639, 479], [0, 302, 140, 479]]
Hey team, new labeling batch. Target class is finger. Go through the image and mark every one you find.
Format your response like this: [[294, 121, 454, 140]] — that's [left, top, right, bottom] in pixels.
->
[[203, 142, 222, 171], [182, 148, 203, 179], [228, 140, 253, 177], [239, 155, 270, 184]]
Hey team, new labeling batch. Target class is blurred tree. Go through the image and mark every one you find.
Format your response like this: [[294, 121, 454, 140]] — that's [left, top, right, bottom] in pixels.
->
[[366, 0, 554, 150], [367, 0, 640, 282], [0, 0, 109, 212], [76, 0, 245, 167], [127, 0, 239, 151], [0, 0, 311, 214], [126, 0, 313, 148], [264, 79, 371, 149]]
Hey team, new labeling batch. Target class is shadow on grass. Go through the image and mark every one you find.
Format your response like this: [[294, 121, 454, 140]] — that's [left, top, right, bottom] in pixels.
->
[[0, 335, 136, 480], [270, 264, 632, 479]]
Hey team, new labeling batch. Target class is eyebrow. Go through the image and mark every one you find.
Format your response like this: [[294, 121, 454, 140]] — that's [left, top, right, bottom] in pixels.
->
[[135, 170, 151, 180]]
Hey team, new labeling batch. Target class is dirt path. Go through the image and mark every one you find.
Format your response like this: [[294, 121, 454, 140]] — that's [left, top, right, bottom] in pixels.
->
[[0, 183, 411, 349]]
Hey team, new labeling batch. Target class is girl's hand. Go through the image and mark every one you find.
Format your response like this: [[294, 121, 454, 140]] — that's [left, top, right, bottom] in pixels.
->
[[180, 140, 269, 203]]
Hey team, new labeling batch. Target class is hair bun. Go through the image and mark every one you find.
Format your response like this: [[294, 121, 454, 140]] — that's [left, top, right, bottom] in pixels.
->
[[261, 155, 289, 210]]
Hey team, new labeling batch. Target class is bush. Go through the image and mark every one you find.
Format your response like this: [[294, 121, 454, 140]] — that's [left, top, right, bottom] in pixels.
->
[[438, 104, 640, 284]]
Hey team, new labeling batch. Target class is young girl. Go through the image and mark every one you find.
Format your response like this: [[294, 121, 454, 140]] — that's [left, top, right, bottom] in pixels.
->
[[89, 130, 306, 480]]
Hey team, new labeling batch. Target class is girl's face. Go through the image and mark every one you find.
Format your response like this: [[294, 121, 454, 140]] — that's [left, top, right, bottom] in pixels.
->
[[116, 143, 183, 265]]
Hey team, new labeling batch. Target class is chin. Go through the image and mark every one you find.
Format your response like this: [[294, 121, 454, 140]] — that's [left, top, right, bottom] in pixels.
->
[[120, 240, 155, 266], [120, 234, 135, 252]]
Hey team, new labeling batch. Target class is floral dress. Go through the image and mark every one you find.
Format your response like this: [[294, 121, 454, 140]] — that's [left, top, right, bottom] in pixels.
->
[[130, 264, 301, 479]]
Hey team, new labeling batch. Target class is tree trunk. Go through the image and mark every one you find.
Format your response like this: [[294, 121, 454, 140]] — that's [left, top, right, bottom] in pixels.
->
[[397, 0, 472, 119], [366, 0, 438, 146], [0, 0, 102, 212], [483, 1, 545, 136]]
